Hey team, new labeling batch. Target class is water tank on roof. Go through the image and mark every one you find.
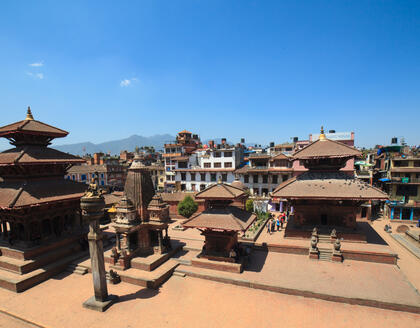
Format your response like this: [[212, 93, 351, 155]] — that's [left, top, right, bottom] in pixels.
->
[[241, 138, 245, 143], [329, 130, 336, 133], [270, 142, 274, 147], [293, 137, 298, 143], [391, 137, 398, 144]]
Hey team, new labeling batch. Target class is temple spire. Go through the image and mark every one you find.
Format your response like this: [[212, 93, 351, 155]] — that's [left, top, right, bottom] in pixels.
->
[[319, 125, 326, 141], [25, 106, 34, 120]]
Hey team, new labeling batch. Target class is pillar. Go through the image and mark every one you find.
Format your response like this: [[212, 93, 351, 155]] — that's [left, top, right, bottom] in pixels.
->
[[279, 201, 283, 212], [116, 233, 121, 250], [2, 222, 7, 240], [81, 182, 117, 312], [158, 230, 163, 252]]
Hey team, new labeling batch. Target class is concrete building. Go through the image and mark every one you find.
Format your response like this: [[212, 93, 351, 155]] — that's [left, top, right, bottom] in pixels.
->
[[163, 130, 201, 190], [235, 152, 293, 196], [174, 142, 244, 191]]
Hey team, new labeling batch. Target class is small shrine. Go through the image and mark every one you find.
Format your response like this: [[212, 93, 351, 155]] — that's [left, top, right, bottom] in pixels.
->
[[271, 127, 388, 242], [107, 156, 173, 270], [183, 181, 255, 273]]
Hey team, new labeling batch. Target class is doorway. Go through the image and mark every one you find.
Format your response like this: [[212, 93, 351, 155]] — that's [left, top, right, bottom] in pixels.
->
[[321, 214, 328, 225]]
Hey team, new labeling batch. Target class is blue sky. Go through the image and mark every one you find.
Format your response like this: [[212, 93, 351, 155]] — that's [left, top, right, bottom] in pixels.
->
[[0, 0, 419, 150]]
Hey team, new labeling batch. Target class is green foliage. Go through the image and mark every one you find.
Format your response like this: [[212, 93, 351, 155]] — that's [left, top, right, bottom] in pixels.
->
[[177, 195, 198, 218], [245, 199, 254, 212]]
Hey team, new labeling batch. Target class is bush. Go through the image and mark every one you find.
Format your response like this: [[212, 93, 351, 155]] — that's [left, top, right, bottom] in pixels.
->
[[177, 195, 198, 218], [245, 199, 254, 212]]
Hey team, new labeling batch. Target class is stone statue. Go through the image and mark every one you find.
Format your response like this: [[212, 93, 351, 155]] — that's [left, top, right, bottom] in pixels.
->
[[330, 229, 337, 239], [310, 235, 318, 252], [334, 238, 341, 254]]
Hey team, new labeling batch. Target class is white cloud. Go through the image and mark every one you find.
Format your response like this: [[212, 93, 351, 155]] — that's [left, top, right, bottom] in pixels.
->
[[29, 61, 44, 67], [120, 77, 138, 87], [26, 72, 44, 79]]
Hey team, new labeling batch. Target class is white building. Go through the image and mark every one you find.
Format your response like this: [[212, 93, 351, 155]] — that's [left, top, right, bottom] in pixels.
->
[[174, 144, 244, 191]]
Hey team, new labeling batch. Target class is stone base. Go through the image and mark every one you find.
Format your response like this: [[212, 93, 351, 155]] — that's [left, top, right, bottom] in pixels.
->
[[191, 253, 243, 273], [332, 254, 343, 262], [82, 295, 118, 312]]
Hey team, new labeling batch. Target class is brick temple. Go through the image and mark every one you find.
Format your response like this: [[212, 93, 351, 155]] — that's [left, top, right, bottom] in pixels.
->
[[271, 127, 388, 241], [0, 107, 88, 292]]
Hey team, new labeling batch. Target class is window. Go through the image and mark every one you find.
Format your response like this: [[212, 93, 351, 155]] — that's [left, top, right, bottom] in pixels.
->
[[414, 161, 420, 167], [253, 175, 259, 183], [394, 160, 408, 167], [201, 173, 206, 181], [396, 185, 418, 196], [244, 175, 249, 183], [214, 152, 221, 158], [224, 162, 232, 168], [81, 174, 87, 181], [204, 163, 211, 168], [181, 184, 186, 191], [72, 175, 76, 181], [178, 162, 188, 169], [272, 175, 278, 184], [192, 173, 197, 181], [101, 173, 104, 178], [283, 174, 289, 181], [262, 175, 268, 184], [191, 184, 196, 191], [214, 162, 222, 168], [101, 181, 105, 186], [222, 174, 227, 182], [211, 173, 217, 182], [181, 173, 186, 180], [224, 151, 232, 157], [200, 184, 206, 191]]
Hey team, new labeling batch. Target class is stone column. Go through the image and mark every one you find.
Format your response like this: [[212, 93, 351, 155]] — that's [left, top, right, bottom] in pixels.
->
[[158, 230, 163, 253], [115, 233, 121, 250], [2, 222, 7, 240], [81, 178, 118, 312]]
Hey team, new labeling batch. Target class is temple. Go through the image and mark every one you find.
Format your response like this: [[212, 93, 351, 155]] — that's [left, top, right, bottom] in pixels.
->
[[107, 155, 174, 270], [183, 179, 255, 273], [271, 127, 388, 242], [0, 107, 87, 292]]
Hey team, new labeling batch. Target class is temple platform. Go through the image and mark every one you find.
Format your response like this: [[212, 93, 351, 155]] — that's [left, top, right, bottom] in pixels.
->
[[191, 252, 244, 273], [0, 234, 90, 293], [174, 250, 420, 314], [78, 240, 184, 289]]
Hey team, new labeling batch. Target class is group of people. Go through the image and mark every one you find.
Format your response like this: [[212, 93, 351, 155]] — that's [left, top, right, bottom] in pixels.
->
[[267, 212, 287, 234]]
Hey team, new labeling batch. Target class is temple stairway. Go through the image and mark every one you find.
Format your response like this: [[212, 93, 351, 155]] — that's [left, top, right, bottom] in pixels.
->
[[318, 247, 333, 261]]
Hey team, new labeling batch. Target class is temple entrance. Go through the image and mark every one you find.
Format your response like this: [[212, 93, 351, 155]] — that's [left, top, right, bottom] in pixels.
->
[[321, 214, 328, 225], [149, 230, 159, 247], [129, 233, 138, 251]]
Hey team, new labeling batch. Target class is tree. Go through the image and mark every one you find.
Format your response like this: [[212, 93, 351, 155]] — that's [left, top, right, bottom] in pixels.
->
[[178, 196, 198, 218], [246, 199, 254, 212]]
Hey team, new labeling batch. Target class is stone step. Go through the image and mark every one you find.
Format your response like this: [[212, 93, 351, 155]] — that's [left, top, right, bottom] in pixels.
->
[[0, 242, 82, 274], [173, 271, 186, 277], [0, 251, 86, 293], [391, 234, 420, 260], [173, 258, 191, 266]]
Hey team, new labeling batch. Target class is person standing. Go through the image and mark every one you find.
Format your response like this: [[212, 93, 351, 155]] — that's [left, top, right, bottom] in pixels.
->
[[276, 216, 280, 231], [280, 213, 284, 229]]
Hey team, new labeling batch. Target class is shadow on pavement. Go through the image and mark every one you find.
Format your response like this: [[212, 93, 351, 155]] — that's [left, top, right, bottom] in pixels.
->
[[118, 287, 160, 303]]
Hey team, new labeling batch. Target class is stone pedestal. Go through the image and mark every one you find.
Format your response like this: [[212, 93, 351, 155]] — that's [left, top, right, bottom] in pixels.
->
[[81, 181, 118, 312]]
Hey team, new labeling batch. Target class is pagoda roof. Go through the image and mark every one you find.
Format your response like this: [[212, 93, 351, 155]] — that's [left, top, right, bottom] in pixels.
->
[[183, 206, 256, 231], [195, 182, 246, 200], [292, 138, 361, 160], [0, 178, 86, 209], [178, 130, 192, 134], [271, 171, 388, 201], [0, 108, 69, 139], [0, 146, 85, 166]]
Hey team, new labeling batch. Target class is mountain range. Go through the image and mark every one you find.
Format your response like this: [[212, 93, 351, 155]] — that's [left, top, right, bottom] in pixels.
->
[[53, 134, 175, 156]]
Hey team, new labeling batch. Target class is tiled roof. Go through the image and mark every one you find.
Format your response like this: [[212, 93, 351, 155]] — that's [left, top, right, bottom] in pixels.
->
[[292, 138, 361, 160], [0, 179, 86, 208], [195, 182, 246, 199], [0, 119, 68, 138], [159, 192, 201, 202], [183, 206, 256, 231], [234, 165, 292, 174], [0, 146, 85, 165], [271, 171, 388, 200]]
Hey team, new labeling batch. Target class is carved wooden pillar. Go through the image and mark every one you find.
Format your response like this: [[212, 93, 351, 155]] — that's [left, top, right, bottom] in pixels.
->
[[115, 233, 121, 250]]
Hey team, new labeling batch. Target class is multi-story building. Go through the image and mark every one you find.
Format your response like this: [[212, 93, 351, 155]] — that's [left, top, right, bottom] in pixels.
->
[[174, 141, 244, 191], [163, 130, 201, 190], [382, 155, 420, 221], [66, 152, 126, 190], [147, 161, 166, 191], [235, 152, 293, 196]]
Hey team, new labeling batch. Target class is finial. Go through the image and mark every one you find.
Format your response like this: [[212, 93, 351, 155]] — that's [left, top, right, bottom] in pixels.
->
[[26, 106, 34, 120], [319, 125, 326, 140]]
